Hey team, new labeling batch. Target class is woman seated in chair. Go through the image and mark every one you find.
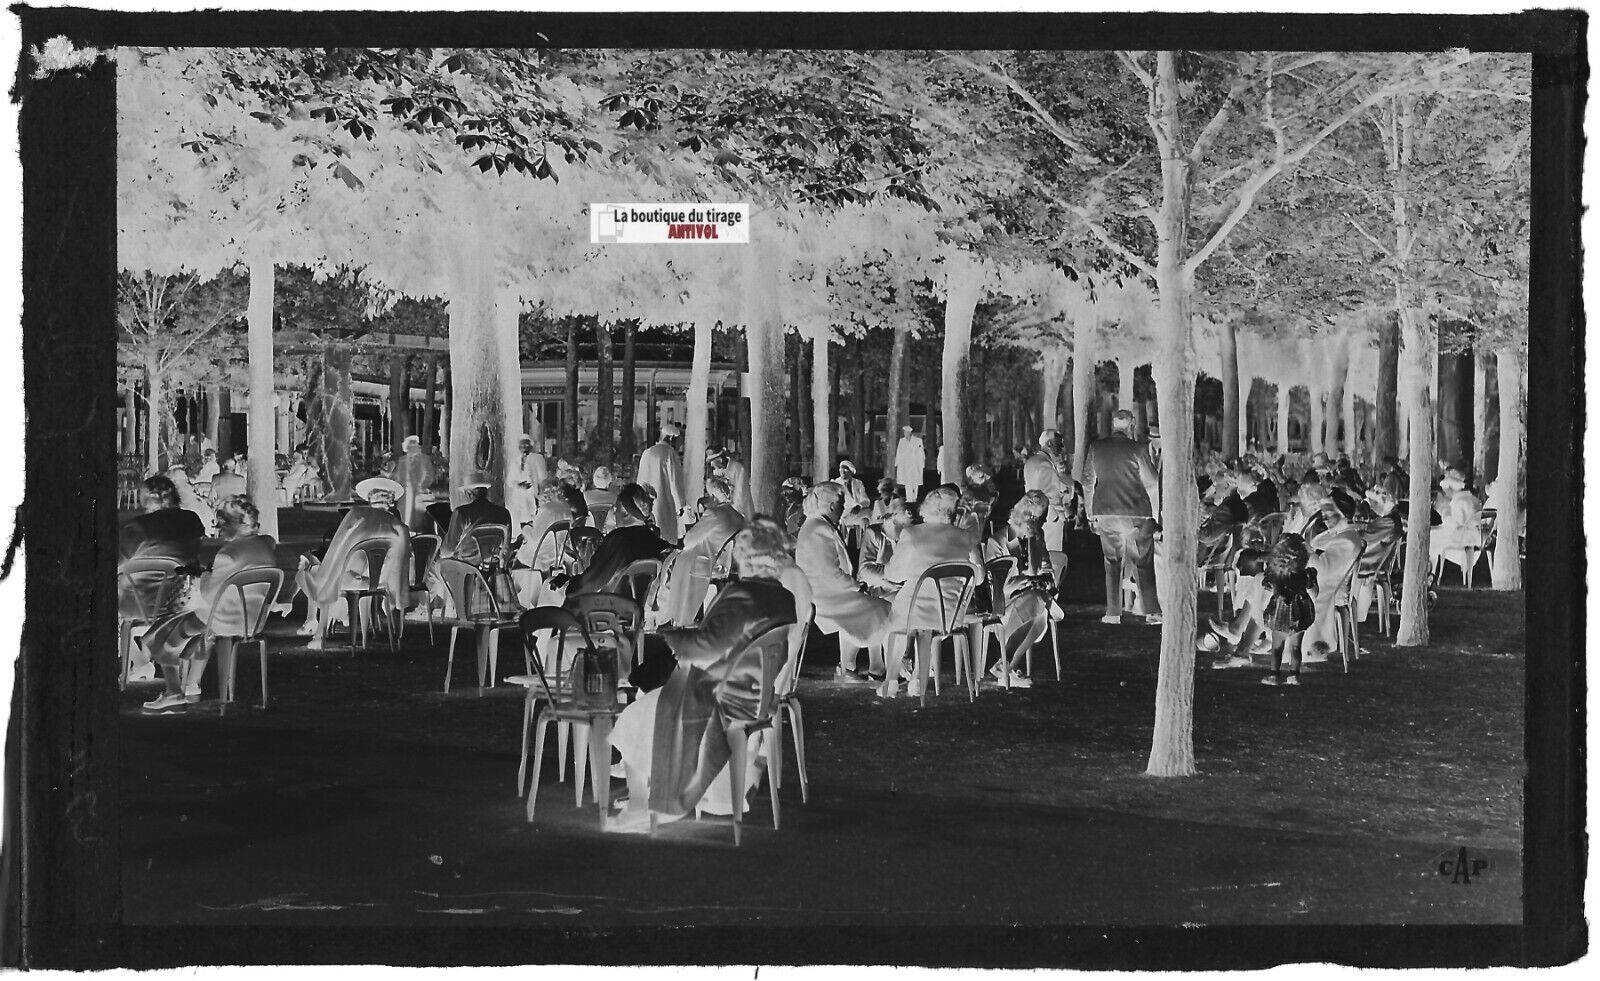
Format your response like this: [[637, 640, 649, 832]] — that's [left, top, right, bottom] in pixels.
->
[[1429, 467, 1483, 573], [511, 477, 576, 607], [295, 481, 410, 650], [986, 490, 1060, 690], [606, 519, 800, 833], [957, 465, 997, 546], [655, 476, 746, 627], [795, 482, 890, 682], [876, 485, 984, 699], [556, 483, 674, 599], [140, 497, 279, 715], [120, 474, 210, 683], [858, 501, 913, 586]]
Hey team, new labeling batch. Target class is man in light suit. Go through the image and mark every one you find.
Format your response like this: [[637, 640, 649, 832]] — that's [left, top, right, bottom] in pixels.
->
[[1084, 409, 1163, 625], [894, 425, 926, 503], [1023, 429, 1073, 552]]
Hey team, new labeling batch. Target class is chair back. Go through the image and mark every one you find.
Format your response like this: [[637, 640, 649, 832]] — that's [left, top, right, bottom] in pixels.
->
[[900, 560, 984, 635], [408, 534, 441, 589], [531, 520, 574, 575], [714, 622, 794, 725], [1477, 508, 1498, 544], [776, 606, 815, 699], [588, 504, 611, 532], [118, 556, 183, 622], [349, 537, 394, 592], [1356, 535, 1400, 578], [436, 556, 503, 621], [708, 530, 739, 584], [1331, 540, 1368, 607], [466, 523, 510, 565], [983, 555, 1016, 619], [204, 566, 284, 642], [617, 557, 665, 612], [566, 527, 602, 573], [517, 606, 595, 705], [1197, 527, 1238, 570], [565, 592, 643, 670]]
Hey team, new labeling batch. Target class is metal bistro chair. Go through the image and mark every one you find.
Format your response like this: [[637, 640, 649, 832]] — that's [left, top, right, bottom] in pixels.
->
[[965, 555, 1014, 693], [698, 533, 741, 616], [1354, 536, 1402, 637], [531, 520, 576, 579], [553, 592, 644, 803], [1197, 529, 1239, 620], [776, 605, 815, 805], [117, 556, 184, 690], [406, 533, 442, 643], [340, 538, 401, 656], [885, 560, 984, 707], [617, 556, 667, 626], [587, 504, 611, 534], [512, 606, 618, 827], [436, 557, 522, 695], [208, 566, 285, 716], [692, 622, 796, 846], [1328, 540, 1369, 673]]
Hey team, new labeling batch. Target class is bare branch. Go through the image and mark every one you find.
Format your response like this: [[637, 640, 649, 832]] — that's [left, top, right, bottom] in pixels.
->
[[944, 53, 1091, 159], [1052, 194, 1156, 281], [1190, 73, 1253, 167], [1344, 213, 1392, 258], [1117, 50, 1154, 90]]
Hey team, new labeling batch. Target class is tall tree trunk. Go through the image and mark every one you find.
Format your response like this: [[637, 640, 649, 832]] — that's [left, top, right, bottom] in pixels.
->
[[1490, 345, 1523, 589], [1322, 335, 1349, 457], [1472, 351, 1489, 485], [1275, 384, 1291, 456], [122, 383, 138, 458], [321, 345, 353, 500], [1070, 327, 1093, 481], [562, 319, 579, 460], [685, 320, 713, 501], [1145, 51, 1199, 778], [851, 336, 867, 467], [1308, 386, 1325, 459], [594, 317, 615, 461], [742, 239, 786, 515], [1219, 317, 1240, 459], [144, 355, 165, 475], [1375, 313, 1400, 461], [885, 323, 910, 473], [443, 230, 516, 506], [245, 257, 278, 539], [812, 331, 833, 481], [940, 258, 983, 482], [421, 354, 438, 453], [619, 320, 638, 462], [1342, 385, 1356, 464], [1390, 94, 1434, 646], [493, 287, 524, 505], [389, 355, 410, 454], [1039, 348, 1069, 438], [203, 385, 221, 449]]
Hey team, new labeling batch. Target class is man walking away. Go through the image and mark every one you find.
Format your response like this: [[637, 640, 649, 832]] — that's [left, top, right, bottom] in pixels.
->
[[1084, 409, 1163, 625]]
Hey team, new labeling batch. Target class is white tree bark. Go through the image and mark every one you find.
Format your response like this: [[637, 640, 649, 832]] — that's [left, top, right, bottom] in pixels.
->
[[811, 330, 832, 483], [939, 260, 984, 483], [1472, 352, 1490, 483], [742, 238, 786, 515], [493, 285, 525, 508], [445, 225, 516, 504], [1219, 317, 1241, 458], [1342, 384, 1356, 461], [1490, 344, 1523, 589], [1396, 307, 1435, 644], [685, 319, 714, 500], [246, 255, 278, 540], [144, 354, 164, 476], [1070, 329, 1093, 481], [1039, 346, 1070, 444], [1308, 385, 1325, 458], [1276, 383, 1292, 456], [1118, 357, 1136, 415]]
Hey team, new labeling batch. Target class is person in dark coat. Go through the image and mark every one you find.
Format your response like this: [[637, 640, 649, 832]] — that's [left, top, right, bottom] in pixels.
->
[[557, 483, 674, 599], [443, 472, 514, 564], [120, 475, 210, 683], [1084, 409, 1162, 624]]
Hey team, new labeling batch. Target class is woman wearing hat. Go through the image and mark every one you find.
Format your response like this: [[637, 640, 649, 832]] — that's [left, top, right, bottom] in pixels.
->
[[557, 483, 674, 599], [1429, 467, 1483, 575], [295, 478, 410, 651]]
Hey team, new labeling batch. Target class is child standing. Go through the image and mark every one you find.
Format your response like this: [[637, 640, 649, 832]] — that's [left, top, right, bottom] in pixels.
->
[[1259, 533, 1318, 686]]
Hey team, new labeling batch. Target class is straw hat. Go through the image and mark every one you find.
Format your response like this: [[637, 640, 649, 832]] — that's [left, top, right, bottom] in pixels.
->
[[354, 476, 404, 501], [459, 471, 493, 491]]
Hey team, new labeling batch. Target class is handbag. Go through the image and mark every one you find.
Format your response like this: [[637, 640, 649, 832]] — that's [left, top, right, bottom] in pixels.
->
[[569, 644, 619, 710]]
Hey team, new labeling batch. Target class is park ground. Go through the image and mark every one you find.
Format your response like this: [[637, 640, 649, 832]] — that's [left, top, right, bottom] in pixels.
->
[[118, 517, 1524, 931]]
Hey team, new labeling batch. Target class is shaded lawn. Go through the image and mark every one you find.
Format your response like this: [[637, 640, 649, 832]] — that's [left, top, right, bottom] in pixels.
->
[[118, 521, 1524, 930]]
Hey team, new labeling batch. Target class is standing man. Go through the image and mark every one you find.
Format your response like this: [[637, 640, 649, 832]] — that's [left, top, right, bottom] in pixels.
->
[[894, 424, 926, 504], [637, 421, 688, 543], [1023, 429, 1073, 552], [510, 434, 548, 528], [1084, 409, 1163, 625], [394, 434, 436, 531]]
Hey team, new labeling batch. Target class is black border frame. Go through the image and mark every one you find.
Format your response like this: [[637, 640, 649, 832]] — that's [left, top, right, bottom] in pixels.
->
[[3, 6, 1586, 969]]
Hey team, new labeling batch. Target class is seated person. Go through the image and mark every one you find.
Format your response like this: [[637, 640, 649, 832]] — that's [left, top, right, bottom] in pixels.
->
[[585, 465, 620, 531], [606, 519, 800, 832], [795, 482, 891, 681], [859, 501, 914, 580], [869, 477, 905, 525], [1235, 468, 1279, 523], [284, 445, 323, 502], [1430, 467, 1484, 573], [166, 465, 216, 533], [986, 490, 1059, 689], [444, 472, 514, 565], [295, 481, 410, 650], [833, 459, 872, 525], [1300, 491, 1366, 662], [139, 496, 279, 714], [119, 475, 208, 682], [779, 477, 809, 537], [878, 484, 985, 698], [195, 449, 221, 484], [558, 483, 674, 599], [655, 476, 746, 627], [208, 456, 247, 503], [511, 477, 579, 607]]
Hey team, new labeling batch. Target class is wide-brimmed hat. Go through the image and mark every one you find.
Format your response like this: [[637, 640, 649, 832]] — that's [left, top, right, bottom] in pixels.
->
[[1038, 429, 1061, 448], [355, 476, 404, 501], [459, 472, 494, 491], [837, 459, 856, 473], [402, 434, 421, 448]]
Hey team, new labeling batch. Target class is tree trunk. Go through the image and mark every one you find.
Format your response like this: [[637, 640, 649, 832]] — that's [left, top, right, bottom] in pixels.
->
[[1219, 317, 1240, 459], [594, 317, 615, 461], [1145, 51, 1199, 779], [144, 355, 165, 475], [1396, 308, 1435, 645], [619, 320, 637, 462], [1070, 328, 1093, 481], [1342, 384, 1356, 464], [685, 320, 713, 501], [443, 230, 517, 506], [742, 239, 786, 515], [321, 345, 353, 500], [1308, 386, 1325, 459], [812, 331, 833, 482], [940, 259, 983, 483], [1323, 336, 1349, 457], [1490, 344, 1523, 589], [1038, 347, 1069, 449], [493, 287, 525, 505], [1375, 314, 1400, 461], [1275, 384, 1291, 456], [421, 354, 439, 453], [562, 320, 579, 459], [245, 256, 278, 539], [885, 323, 910, 473], [389, 355, 410, 454]]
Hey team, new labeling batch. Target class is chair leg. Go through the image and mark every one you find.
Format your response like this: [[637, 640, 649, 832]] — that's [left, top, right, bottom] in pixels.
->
[[475, 626, 490, 694], [215, 637, 236, 717], [726, 727, 746, 846], [487, 629, 501, 690], [528, 713, 549, 822], [517, 693, 534, 796], [427, 602, 436, 645], [958, 636, 975, 703], [346, 594, 361, 655], [1051, 622, 1062, 679], [119, 620, 134, 691], [916, 632, 933, 708], [786, 700, 809, 803], [767, 717, 784, 831], [557, 722, 571, 782], [589, 714, 612, 826], [257, 638, 270, 709], [444, 626, 460, 693], [572, 722, 591, 806]]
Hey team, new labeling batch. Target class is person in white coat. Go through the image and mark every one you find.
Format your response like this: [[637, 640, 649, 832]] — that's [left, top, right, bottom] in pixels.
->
[[636, 422, 688, 544], [894, 426, 926, 503], [1023, 429, 1073, 552], [710, 446, 753, 520], [795, 482, 891, 682], [510, 435, 548, 528]]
